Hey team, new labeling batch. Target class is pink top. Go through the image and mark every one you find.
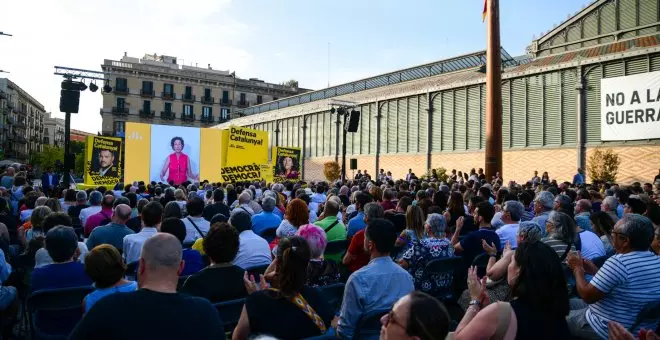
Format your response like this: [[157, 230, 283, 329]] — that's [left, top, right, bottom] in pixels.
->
[[84, 207, 113, 237], [168, 152, 189, 185]]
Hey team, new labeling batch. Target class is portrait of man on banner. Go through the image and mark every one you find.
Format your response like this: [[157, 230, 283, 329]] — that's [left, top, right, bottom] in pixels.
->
[[89, 137, 121, 178]]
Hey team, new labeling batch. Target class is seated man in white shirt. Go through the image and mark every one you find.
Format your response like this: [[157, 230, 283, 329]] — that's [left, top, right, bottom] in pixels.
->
[[181, 197, 210, 243], [123, 201, 163, 264], [229, 211, 271, 270], [79, 191, 103, 227], [496, 200, 523, 249]]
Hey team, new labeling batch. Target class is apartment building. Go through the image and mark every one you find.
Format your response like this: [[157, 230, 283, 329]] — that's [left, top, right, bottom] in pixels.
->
[[43, 112, 65, 147], [0, 78, 45, 162], [100, 53, 308, 137]]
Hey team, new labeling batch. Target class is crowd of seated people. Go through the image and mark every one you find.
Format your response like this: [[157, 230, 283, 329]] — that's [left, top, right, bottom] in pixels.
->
[[0, 164, 658, 339]]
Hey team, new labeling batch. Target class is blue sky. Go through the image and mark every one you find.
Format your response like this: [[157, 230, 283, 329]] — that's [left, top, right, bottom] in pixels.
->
[[1, 0, 591, 132]]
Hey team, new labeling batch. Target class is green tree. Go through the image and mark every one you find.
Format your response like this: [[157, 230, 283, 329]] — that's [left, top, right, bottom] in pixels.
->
[[32, 145, 64, 171], [75, 151, 85, 175], [70, 141, 85, 155], [587, 148, 621, 183], [282, 79, 299, 88]]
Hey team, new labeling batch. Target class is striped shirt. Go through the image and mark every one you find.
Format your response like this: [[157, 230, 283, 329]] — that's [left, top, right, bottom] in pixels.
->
[[586, 251, 660, 338], [541, 238, 576, 261]]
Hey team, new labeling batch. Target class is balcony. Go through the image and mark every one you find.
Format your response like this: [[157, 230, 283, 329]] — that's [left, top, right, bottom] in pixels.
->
[[200, 115, 214, 124], [139, 109, 155, 119], [56, 129, 64, 135], [15, 107, 26, 116], [161, 92, 176, 100], [140, 89, 155, 97], [181, 113, 195, 122], [0, 90, 6, 100], [236, 100, 250, 108], [14, 121, 26, 129], [181, 94, 196, 103], [218, 117, 230, 124], [43, 137, 50, 144], [112, 107, 129, 116], [220, 99, 232, 106], [160, 111, 176, 120], [15, 135, 27, 144], [201, 96, 214, 104], [114, 87, 129, 95]]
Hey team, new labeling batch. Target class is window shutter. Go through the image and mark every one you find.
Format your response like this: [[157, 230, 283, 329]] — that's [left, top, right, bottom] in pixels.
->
[[544, 73, 561, 146], [585, 65, 602, 144], [467, 86, 481, 150], [454, 88, 467, 151], [562, 70, 577, 145], [511, 78, 527, 148], [527, 75, 543, 147], [441, 91, 454, 151], [398, 99, 408, 153]]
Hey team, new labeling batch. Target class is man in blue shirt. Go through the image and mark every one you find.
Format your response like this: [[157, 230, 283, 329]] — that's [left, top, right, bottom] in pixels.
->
[[87, 204, 135, 252], [250, 196, 281, 237], [573, 168, 585, 186], [335, 218, 414, 338], [451, 201, 501, 267], [347, 192, 373, 238], [32, 226, 92, 292]]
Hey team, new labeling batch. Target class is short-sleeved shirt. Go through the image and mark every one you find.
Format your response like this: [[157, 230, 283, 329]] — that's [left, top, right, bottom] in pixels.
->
[[541, 238, 576, 261], [180, 264, 248, 302], [586, 251, 660, 338], [251, 211, 282, 236], [402, 238, 455, 295], [346, 212, 366, 238], [578, 230, 606, 261], [495, 223, 519, 249], [245, 287, 334, 339], [346, 230, 370, 273], [459, 228, 501, 266]]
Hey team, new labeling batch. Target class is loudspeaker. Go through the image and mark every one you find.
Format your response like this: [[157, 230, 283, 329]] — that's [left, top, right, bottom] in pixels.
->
[[344, 110, 360, 132], [60, 80, 82, 113], [350, 158, 357, 170]]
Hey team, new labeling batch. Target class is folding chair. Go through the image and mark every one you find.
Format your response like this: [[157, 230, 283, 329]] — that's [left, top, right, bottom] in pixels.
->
[[324, 240, 349, 256], [244, 264, 269, 279], [354, 308, 390, 340], [425, 256, 464, 302], [318, 283, 345, 312], [26, 286, 94, 340], [213, 298, 246, 334], [125, 261, 139, 281], [630, 300, 660, 333]]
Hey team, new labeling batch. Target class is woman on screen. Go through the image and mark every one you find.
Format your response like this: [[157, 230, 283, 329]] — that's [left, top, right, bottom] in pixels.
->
[[278, 156, 299, 179], [160, 137, 198, 185]]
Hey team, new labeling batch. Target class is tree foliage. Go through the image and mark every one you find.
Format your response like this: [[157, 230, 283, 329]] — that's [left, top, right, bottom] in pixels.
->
[[32, 145, 64, 171], [282, 79, 299, 88], [324, 161, 341, 182], [588, 148, 621, 183], [423, 167, 450, 183]]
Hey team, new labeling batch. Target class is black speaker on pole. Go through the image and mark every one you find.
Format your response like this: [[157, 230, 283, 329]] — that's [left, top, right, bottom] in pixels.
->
[[350, 158, 357, 170], [344, 110, 360, 132], [59, 80, 82, 114]]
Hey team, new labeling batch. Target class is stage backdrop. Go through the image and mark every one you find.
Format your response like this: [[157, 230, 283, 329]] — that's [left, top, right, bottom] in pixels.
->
[[84, 135, 122, 186], [125, 122, 224, 184], [220, 126, 271, 182], [272, 146, 301, 182], [124, 123, 270, 184]]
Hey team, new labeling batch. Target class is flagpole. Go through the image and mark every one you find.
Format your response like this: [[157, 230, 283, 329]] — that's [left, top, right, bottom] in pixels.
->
[[485, 0, 503, 181]]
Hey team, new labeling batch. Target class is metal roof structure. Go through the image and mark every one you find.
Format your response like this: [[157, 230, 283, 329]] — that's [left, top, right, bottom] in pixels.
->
[[237, 48, 523, 117]]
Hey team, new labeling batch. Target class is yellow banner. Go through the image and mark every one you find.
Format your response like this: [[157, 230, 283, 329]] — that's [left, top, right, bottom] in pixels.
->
[[200, 128, 223, 183], [272, 146, 301, 182], [219, 126, 269, 182], [124, 122, 151, 185], [84, 135, 123, 186]]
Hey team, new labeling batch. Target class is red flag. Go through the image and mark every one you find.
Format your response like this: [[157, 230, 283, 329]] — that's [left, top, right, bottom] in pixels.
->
[[482, 0, 487, 22]]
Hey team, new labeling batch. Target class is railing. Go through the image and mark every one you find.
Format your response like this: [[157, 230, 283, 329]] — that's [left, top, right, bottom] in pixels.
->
[[0, 90, 6, 100], [114, 87, 129, 95], [112, 107, 129, 115], [56, 129, 64, 134], [161, 111, 176, 120], [161, 92, 176, 100], [220, 99, 232, 106], [14, 121, 26, 129], [236, 100, 250, 108], [15, 107, 26, 115], [139, 109, 155, 118], [181, 94, 196, 103], [140, 89, 155, 97], [200, 115, 214, 124], [201, 96, 214, 104], [181, 113, 195, 122], [15, 135, 27, 144]]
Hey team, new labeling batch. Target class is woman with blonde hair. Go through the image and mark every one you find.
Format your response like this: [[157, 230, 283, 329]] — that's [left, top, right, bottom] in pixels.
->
[[394, 205, 425, 258]]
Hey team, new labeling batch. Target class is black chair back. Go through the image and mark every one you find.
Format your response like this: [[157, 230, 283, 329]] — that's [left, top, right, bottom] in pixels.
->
[[245, 264, 269, 278], [324, 240, 349, 255], [318, 283, 345, 312], [354, 308, 389, 339], [125, 261, 139, 280], [177, 275, 190, 291], [213, 298, 246, 333], [27, 286, 94, 340], [425, 256, 464, 301], [258, 228, 278, 243], [471, 253, 490, 277], [182, 241, 195, 249], [630, 300, 660, 332]]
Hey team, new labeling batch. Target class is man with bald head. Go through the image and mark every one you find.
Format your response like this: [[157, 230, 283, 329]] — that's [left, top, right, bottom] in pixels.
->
[[86, 203, 135, 252], [70, 234, 224, 340]]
